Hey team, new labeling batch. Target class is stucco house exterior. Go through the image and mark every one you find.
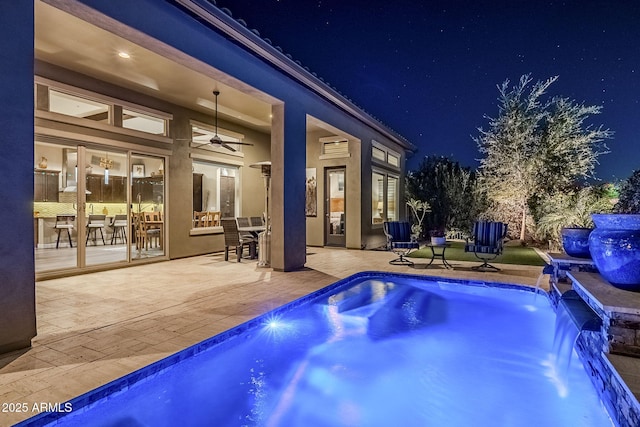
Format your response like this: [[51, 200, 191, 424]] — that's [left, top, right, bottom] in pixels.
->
[[0, 0, 415, 354]]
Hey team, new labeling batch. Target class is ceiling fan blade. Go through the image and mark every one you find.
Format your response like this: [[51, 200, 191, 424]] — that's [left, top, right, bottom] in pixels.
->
[[221, 142, 237, 152], [191, 141, 211, 148], [234, 141, 254, 146]]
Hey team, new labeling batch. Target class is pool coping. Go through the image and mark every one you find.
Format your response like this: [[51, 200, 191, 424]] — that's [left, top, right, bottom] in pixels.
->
[[14, 271, 551, 426]]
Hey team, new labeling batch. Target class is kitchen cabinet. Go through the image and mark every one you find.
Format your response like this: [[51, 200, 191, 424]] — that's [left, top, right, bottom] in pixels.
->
[[193, 173, 203, 212], [132, 176, 164, 204], [86, 174, 127, 202], [34, 169, 60, 202]]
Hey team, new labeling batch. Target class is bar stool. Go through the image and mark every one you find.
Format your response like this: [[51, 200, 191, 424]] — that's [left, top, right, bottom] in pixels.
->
[[86, 214, 106, 245], [54, 215, 75, 248], [110, 214, 127, 244]]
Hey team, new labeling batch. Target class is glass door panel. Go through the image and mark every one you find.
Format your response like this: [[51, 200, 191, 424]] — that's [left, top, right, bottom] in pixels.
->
[[84, 148, 129, 267], [131, 154, 165, 260], [325, 168, 346, 247], [34, 142, 78, 273]]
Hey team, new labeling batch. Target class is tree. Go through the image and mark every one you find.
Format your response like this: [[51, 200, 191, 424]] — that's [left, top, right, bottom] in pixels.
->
[[475, 74, 612, 241], [406, 155, 486, 235], [615, 170, 640, 213]]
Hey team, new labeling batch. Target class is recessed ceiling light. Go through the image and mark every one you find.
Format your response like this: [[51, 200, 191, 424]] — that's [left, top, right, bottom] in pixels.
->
[[118, 51, 131, 59]]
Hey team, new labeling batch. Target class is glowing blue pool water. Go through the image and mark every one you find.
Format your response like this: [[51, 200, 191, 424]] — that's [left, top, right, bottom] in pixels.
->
[[21, 272, 614, 426]]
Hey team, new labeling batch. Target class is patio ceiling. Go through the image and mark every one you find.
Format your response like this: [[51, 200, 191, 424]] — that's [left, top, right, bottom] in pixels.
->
[[35, 1, 275, 132]]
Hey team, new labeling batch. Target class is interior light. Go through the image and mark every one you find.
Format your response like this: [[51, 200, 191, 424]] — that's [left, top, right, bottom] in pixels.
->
[[104, 169, 109, 185], [118, 51, 131, 59]]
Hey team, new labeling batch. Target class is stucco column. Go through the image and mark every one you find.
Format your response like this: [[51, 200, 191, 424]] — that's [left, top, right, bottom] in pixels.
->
[[270, 103, 306, 271], [0, 2, 36, 354]]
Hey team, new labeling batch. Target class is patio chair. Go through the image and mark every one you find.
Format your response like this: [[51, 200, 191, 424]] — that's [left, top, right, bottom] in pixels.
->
[[249, 216, 264, 227], [464, 221, 508, 271], [383, 221, 419, 266], [221, 218, 257, 262]]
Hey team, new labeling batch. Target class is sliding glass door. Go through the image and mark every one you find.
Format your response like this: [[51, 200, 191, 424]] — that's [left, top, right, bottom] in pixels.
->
[[131, 154, 165, 261], [34, 141, 166, 275], [84, 147, 129, 267]]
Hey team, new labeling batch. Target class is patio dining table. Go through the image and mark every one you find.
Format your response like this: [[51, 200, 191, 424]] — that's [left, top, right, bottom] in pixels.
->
[[238, 225, 266, 238]]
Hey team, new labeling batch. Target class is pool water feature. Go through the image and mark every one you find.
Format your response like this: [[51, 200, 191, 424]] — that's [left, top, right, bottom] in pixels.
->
[[19, 273, 615, 427]]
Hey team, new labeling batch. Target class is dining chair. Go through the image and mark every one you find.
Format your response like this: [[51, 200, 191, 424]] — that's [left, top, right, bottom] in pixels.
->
[[236, 217, 251, 228], [143, 212, 162, 248], [221, 218, 257, 262], [249, 216, 264, 227]]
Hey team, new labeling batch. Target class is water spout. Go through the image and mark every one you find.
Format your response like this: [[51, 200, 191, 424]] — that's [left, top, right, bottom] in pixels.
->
[[550, 290, 602, 394], [558, 290, 601, 332]]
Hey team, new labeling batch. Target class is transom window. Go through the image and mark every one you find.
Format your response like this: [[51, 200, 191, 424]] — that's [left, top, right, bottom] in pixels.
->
[[323, 140, 349, 156], [48, 89, 110, 122], [123, 109, 166, 135], [371, 141, 401, 168]]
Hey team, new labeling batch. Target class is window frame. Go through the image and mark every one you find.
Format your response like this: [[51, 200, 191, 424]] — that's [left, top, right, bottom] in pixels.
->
[[189, 158, 242, 235]]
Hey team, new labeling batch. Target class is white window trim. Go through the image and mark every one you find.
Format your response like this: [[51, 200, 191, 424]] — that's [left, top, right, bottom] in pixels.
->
[[35, 110, 173, 145], [36, 76, 173, 120], [371, 139, 402, 171], [190, 158, 243, 234]]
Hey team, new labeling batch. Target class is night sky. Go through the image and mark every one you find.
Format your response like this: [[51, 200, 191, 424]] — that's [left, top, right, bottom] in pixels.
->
[[215, 0, 640, 183]]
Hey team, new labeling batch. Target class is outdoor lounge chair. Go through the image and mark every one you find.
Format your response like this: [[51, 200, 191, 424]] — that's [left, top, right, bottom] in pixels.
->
[[465, 221, 508, 271], [383, 221, 419, 266]]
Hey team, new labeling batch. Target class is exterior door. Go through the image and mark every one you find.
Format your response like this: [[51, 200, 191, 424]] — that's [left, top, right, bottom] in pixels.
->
[[325, 168, 346, 247], [84, 147, 129, 267], [131, 154, 165, 260]]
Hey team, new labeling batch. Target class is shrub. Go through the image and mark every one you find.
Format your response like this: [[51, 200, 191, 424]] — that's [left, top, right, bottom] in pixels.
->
[[614, 170, 640, 214]]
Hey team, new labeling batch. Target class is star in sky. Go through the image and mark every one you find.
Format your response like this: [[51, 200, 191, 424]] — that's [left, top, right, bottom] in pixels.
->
[[218, 0, 640, 182]]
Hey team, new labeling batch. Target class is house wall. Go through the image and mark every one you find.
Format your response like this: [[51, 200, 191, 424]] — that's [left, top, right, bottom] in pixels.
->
[[70, 0, 410, 266], [0, 1, 37, 353], [305, 129, 362, 249], [0, 0, 412, 353], [34, 61, 271, 260]]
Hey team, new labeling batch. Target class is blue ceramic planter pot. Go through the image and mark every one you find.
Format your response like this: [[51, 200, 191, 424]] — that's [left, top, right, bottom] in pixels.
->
[[589, 214, 640, 291], [561, 227, 592, 258]]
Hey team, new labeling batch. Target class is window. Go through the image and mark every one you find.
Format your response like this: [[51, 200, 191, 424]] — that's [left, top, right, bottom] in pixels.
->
[[323, 140, 349, 156], [372, 142, 401, 168], [372, 146, 386, 162], [49, 89, 110, 122], [192, 160, 239, 229], [123, 109, 166, 135], [372, 172, 385, 224], [388, 153, 400, 167], [387, 176, 398, 221], [372, 172, 398, 224]]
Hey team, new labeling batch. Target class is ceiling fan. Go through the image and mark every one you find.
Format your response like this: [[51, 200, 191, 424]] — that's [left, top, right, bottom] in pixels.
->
[[191, 90, 254, 152]]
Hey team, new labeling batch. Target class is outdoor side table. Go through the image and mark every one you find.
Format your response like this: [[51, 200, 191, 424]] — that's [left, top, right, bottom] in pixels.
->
[[425, 243, 453, 269]]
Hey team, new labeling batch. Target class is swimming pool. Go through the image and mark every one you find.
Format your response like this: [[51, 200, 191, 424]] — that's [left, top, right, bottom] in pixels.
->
[[19, 272, 615, 426]]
